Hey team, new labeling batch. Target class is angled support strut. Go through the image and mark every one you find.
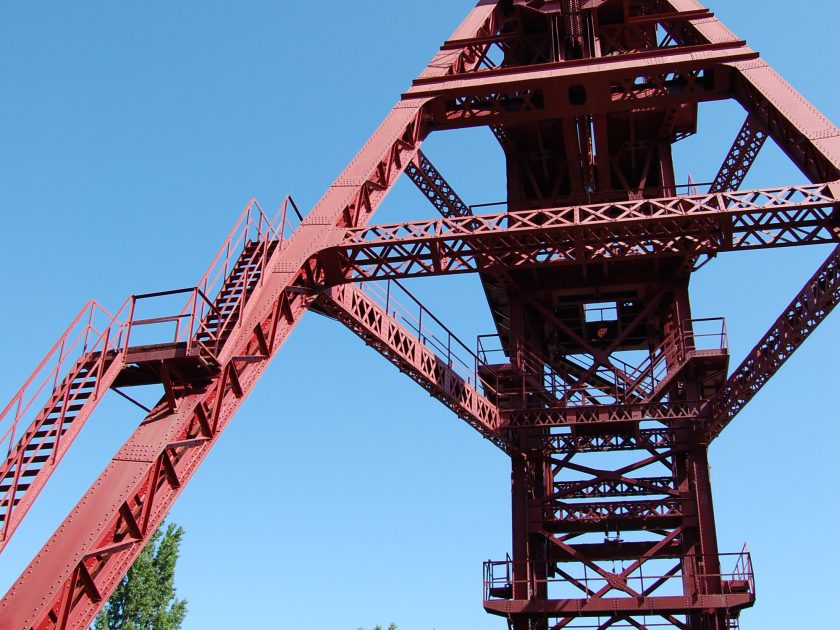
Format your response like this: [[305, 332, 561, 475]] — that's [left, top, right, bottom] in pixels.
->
[[705, 244, 840, 441]]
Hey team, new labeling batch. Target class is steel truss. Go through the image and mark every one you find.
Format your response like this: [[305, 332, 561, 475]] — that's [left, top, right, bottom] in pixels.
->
[[1, 2, 839, 630], [321, 183, 839, 284], [709, 116, 768, 194], [705, 245, 840, 441]]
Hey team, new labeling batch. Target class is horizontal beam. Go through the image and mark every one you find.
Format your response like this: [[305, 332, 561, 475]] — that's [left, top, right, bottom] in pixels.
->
[[551, 476, 676, 500], [539, 428, 676, 454], [543, 498, 683, 533], [408, 40, 751, 96], [321, 183, 839, 284], [705, 244, 840, 441], [408, 42, 756, 128], [505, 401, 702, 428], [547, 539, 683, 563], [484, 594, 753, 617]]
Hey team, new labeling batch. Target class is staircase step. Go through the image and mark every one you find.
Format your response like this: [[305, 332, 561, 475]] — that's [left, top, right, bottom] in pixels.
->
[[22, 419, 72, 441], [0, 480, 32, 494], [45, 403, 85, 416], [1, 462, 47, 483]]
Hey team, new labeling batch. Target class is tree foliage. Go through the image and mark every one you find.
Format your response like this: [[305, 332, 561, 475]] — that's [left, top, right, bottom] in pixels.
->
[[93, 523, 187, 630]]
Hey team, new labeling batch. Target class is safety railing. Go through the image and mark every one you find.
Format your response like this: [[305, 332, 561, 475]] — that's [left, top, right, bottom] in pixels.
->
[[359, 279, 494, 396], [477, 335, 648, 407], [2, 195, 303, 449], [120, 287, 220, 357], [475, 316, 728, 408], [120, 196, 302, 361], [0, 300, 130, 463], [0, 196, 304, 548], [686, 317, 729, 353], [483, 548, 755, 603], [477, 335, 575, 404], [469, 181, 714, 213]]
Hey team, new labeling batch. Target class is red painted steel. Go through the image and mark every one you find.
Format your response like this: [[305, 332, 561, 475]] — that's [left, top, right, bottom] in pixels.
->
[[705, 245, 840, 441], [0, 301, 129, 554], [709, 116, 768, 193], [1, 2, 839, 629], [0, 7, 496, 629], [316, 282, 504, 447], [405, 150, 474, 218], [322, 183, 839, 283]]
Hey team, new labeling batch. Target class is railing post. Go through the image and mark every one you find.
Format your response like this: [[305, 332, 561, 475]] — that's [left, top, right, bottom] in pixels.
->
[[1, 450, 26, 540], [240, 265, 250, 329], [93, 328, 111, 401], [51, 373, 73, 465], [259, 225, 268, 287], [280, 198, 289, 246], [722, 318, 729, 351], [123, 297, 137, 359], [7, 395, 23, 456], [53, 338, 67, 391], [82, 302, 95, 354], [417, 303, 423, 341], [223, 241, 231, 283]]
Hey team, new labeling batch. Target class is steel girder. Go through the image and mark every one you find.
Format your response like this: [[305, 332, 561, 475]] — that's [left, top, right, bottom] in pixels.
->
[[317, 183, 839, 284], [1, 1, 839, 629], [0, 6, 501, 628], [540, 428, 675, 454], [704, 245, 840, 441], [405, 150, 474, 219], [409, 42, 757, 130], [709, 116, 768, 193], [315, 283, 504, 448]]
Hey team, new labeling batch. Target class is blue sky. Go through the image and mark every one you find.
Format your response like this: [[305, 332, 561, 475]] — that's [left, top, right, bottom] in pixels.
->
[[0, 1, 838, 628]]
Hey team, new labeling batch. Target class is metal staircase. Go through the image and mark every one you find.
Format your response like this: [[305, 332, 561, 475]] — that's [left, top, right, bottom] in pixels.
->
[[0, 301, 127, 551], [0, 197, 294, 555]]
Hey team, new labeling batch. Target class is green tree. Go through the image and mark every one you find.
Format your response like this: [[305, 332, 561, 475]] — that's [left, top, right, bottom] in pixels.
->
[[94, 523, 187, 630]]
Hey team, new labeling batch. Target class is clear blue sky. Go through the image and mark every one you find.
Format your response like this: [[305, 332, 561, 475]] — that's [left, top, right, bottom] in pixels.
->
[[0, 2, 838, 628]]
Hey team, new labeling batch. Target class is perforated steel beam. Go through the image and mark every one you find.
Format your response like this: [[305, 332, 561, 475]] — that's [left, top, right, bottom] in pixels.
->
[[705, 244, 840, 442], [405, 150, 474, 218], [0, 6, 501, 626], [320, 184, 839, 283], [409, 41, 758, 130], [315, 284, 504, 448], [709, 115, 768, 193]]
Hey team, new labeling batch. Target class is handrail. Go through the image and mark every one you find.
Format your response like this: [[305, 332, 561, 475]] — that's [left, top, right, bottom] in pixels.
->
[[475, 316, 729, 408], [118, 196, 301, 362], [484, 548, 755, 602], [359, 280, 492, 395], [0, 195, 302, 548], [0, 299, 130, 462], [184, 196, 300, 359], [468, 181, 716, 212]]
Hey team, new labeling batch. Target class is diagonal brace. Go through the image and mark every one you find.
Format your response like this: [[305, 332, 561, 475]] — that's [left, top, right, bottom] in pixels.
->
[[316, 283, 506, 450], [705, 244, 840, 441], [709, 115, 768, 193], [406, 149, 474, 218]]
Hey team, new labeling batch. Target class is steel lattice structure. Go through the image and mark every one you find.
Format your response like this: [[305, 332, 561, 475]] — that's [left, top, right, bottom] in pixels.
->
[[1, 1, 838, 629]]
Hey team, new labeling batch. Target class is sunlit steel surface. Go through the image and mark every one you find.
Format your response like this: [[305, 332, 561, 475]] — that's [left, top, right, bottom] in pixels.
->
[[1, 2, 838, 629]]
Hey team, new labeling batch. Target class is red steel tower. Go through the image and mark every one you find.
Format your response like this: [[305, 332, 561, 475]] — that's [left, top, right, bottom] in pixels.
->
[[1, 1, 839, 629]]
